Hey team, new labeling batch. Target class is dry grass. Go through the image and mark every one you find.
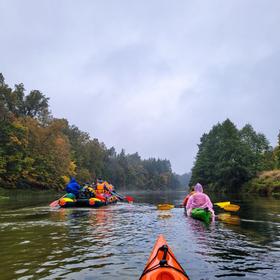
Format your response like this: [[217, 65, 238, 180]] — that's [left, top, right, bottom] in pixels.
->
[[259, 170, 280, 180], [248, 169, 280, 196]]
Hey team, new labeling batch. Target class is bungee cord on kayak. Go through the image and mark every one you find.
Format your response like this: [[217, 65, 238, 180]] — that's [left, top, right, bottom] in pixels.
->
[[139, 235, 190, 280]]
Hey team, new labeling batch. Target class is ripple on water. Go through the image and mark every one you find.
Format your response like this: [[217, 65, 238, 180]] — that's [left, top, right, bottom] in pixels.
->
[[1, 197, 280, 279]]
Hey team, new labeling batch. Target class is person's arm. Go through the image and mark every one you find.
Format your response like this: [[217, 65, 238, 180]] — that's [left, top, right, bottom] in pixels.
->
[[198, 194, 212, 209], [186, 195, 194, 216], [203, 194, 215, 221]]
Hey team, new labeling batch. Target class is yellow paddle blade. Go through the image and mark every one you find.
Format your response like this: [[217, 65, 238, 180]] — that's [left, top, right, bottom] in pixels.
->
[[215, 201, 230, 208], [157, 204, 174, 210], [223, 204, 240, 212]]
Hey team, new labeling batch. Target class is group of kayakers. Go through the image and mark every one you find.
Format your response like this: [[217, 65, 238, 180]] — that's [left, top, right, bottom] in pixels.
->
[[65, 177, 115, 202], [182, 182, 215, 222]]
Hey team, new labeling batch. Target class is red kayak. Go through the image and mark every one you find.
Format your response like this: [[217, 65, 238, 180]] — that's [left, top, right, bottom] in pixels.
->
[[139, 235, 190, 280]]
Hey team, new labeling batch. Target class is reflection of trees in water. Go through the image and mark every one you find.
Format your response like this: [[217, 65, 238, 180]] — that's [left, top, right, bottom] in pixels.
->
[[48, 208, 117, 276], [185, 213, 274, 278], [134, 190, 187, 205], [233, 194, 280, 247], [184, 196, 280, 279], [0, 209, 81, 279]]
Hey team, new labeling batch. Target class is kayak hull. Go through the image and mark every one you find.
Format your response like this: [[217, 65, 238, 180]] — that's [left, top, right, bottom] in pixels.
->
[[59, 197, 118, 208], [140, 234, 189, 280], [191, 208, 211, 223]]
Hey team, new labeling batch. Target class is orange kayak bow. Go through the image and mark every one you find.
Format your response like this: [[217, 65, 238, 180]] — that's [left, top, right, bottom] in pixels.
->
[[139, 234, 190, 280]]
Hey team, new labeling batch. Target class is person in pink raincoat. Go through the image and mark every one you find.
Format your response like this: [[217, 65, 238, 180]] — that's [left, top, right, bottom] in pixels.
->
[[186, 183, 215, 221]]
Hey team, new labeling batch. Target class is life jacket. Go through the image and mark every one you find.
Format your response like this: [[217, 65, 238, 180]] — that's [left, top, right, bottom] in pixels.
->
[[80, 186, 96, 198], [87, 187, 95, 194], [103, 181, 113, 194], [96, 183, 105, 194]]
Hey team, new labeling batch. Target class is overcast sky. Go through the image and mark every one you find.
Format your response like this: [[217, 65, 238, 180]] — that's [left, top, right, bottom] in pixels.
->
[[1, 0, 279, 174]]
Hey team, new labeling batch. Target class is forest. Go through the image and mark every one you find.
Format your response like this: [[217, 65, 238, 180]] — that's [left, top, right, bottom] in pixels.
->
[[190, 119, 280, 194], [0, 73, 187, 191], [2, 73, 278, 194]]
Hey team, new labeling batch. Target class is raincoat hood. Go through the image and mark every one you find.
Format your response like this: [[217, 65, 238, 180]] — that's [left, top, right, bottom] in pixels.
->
[[194, 183, 203, 193]]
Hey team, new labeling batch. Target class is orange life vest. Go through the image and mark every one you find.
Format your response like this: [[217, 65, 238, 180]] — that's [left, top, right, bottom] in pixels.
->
[[96, 183, 105, 194]]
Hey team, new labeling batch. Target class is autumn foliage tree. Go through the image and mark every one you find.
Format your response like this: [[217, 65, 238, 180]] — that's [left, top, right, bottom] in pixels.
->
[[0, 73, 181, 190]]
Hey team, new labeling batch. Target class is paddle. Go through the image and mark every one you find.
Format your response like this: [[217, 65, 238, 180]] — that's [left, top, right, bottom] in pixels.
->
[[103, 185, 134, 203], [214, 201, 240, 212], [49, 194, 66, 207], [223, 204, 240, 212], [214, 201, 230, 208], [158, 201, 240, 212], [111, 190, 134, 203]]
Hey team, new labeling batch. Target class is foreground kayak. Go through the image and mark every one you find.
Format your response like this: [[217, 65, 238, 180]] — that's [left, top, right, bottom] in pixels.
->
[[139, 234, 190, 280], [191, 208, 211, 223]]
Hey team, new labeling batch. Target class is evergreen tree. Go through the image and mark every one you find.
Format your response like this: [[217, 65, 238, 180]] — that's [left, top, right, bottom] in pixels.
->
[[190, 119, 271, 192]]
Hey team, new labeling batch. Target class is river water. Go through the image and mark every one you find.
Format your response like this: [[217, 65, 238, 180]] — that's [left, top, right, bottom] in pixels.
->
[[0, 191, 279, 280]]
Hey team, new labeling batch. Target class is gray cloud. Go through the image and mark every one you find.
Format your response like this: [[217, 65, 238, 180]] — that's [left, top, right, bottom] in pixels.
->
[[1, 0, 280, 173]]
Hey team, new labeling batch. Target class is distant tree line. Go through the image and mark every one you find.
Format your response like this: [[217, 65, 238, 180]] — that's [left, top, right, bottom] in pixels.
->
[[190, 119, 280, 192], [0, 73, 184, 191], [175, 172, 191, 188]]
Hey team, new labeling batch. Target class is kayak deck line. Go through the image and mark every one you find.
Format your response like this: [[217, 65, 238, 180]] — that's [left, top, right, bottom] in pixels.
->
[[140, 234, 190, 280]]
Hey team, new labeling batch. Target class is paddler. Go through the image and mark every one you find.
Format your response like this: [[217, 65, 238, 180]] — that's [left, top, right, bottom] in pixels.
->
[[186, 183, 215, 221], [65, 177, 82, 198], [80, 183, 96, 198]]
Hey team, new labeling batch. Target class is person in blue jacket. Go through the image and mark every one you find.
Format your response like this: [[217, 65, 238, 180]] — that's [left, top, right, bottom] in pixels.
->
[[65, 177, 82, 198]]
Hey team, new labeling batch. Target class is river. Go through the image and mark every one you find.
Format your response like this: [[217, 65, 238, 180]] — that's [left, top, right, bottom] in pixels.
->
[[0, 191, 279, 279]]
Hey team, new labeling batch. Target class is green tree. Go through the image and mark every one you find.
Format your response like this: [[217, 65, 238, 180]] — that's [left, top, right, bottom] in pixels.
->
[[0, 119, 29, 186], [24, 90, 50, 121], [240, 124, 271, 172], [190, 119, 267, 192], [274, 131, 280, 168]]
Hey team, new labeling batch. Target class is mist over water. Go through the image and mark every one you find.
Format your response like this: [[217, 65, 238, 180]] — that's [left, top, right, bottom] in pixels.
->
[[0, 191, 279, 279]]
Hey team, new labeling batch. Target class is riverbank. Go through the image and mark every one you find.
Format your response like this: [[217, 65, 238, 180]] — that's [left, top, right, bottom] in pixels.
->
[[245, 169, 280, 197]]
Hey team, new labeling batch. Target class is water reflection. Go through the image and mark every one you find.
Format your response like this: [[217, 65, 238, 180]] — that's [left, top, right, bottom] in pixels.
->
[[218, 213, 241, 225], [0, 191, 279, 279]]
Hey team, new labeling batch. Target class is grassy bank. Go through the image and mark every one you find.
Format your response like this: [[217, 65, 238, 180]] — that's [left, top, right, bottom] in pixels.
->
[[245, 170, 280, 197]]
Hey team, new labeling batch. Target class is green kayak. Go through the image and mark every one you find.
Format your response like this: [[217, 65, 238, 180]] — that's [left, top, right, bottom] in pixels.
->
[[191, 208, 212, 223]]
